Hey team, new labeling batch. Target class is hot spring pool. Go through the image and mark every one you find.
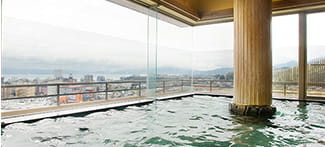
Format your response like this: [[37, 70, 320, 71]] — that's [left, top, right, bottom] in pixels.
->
[[1, 96, 325, 146]]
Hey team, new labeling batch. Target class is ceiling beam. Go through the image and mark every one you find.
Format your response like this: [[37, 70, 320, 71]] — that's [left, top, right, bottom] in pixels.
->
[[199, 0, 325, 25], [109, 0, 325, 26], [200, 0, 325, 21]]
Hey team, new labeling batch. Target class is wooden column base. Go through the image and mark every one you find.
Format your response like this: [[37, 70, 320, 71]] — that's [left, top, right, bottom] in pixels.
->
[[229, 103, 276, 117]]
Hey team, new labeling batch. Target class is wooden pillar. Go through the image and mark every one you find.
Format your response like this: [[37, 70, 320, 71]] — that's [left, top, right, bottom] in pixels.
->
[[230, 0, 275, 117], [298, 13, 307, 100]]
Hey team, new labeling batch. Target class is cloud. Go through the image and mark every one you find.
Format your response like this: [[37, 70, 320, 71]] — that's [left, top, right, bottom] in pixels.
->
[[3, 17, 147, 71], [3, 0, 148, 42], [192, 50, 233, 70], [2, 17, 195, 73]]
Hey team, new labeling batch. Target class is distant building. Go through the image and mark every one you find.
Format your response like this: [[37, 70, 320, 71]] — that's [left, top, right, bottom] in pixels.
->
[[60, 85, 86, 94], [97, 76, 105, 82], [67, 73, 77, 82], [15, 81, 36, 97], [69, 73, 73, 80], [47, 80, 64, 95], [84, 75, 93, 82], [36, 86, 48, 95], [2, 87, 14, 98], [54, 70, 63, 80]]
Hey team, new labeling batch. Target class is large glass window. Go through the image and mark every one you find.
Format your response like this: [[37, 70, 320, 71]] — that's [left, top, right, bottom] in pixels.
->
[[272, 14, 299, 98], [2, 0, 324, 112], [307, 12, 325, 98], [192, 22, 234, 94], [3, 0, 147, 80], [2, 0, 148, 109], [157, 20, 193, 95]]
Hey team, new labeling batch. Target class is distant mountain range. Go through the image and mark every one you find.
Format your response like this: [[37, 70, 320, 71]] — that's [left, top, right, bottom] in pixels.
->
[[2, 67, 230, 75], [4, 58, 323, 75], [1, 67, 146, 75], [3, 17, 324, 76], [3, 59, 322, 76], [194, 68, 233, 75], [273, 60, 298, 69]]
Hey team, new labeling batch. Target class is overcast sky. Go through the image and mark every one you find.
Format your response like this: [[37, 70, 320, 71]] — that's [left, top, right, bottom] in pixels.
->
[[2, 0, 325, 72]]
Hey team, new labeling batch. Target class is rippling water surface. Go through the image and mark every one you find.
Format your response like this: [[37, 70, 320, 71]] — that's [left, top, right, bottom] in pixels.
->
[[2, 96, 325, 146]]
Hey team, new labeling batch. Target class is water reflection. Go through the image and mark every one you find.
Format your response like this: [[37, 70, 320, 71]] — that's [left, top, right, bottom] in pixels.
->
[[296, 102, 309, 121], [229, 116, 276, 146]]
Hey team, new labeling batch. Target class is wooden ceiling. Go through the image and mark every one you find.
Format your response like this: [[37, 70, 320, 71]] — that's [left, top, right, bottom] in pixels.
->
[[110, 0, 325, 26]]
